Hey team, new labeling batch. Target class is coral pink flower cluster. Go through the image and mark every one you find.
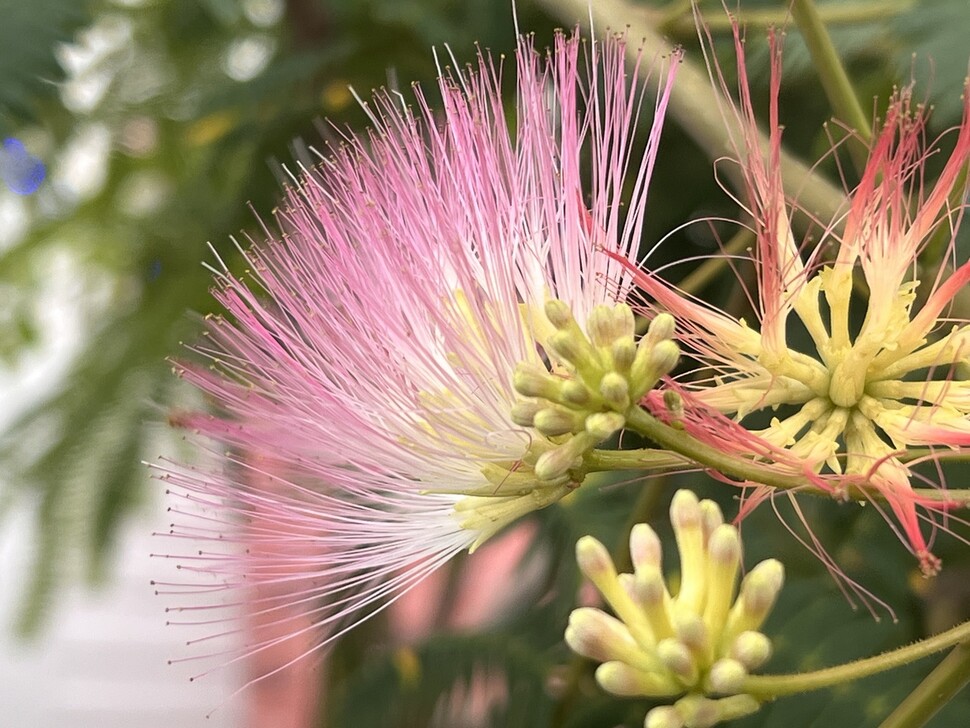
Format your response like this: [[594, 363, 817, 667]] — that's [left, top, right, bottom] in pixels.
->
[[155, 31, 677, 672], [629, 25, 970, 575]]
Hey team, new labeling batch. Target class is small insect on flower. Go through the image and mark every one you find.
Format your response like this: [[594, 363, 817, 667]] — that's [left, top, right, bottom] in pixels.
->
[[153, 30, 679, 679], [625, 21, 970, 576]]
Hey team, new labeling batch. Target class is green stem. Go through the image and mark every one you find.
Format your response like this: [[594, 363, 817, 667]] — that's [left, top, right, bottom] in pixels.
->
[[743, 620, 970, 698], [585, 447, 688, 472], [911, 489, 970, 507], [624, 407, 812, 492], [790, 0, 872, 172], [535, 0, 848, 228], [620, 410, 970, 509], [663, 0, 914, 33], [877, 640, 970, 728]]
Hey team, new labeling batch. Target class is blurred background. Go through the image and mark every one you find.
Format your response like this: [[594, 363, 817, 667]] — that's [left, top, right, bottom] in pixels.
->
[[1, 1, 969, 726]]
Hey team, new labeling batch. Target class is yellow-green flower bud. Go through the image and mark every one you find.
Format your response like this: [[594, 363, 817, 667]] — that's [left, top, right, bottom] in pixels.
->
[[730, 631, 772, 670], [630, 522, 663, 572], [646, 706, 685, 728], [587, 304, 618, 347], [650, 340, 681, 378], [703, 524, 741, 642], [633, 569, 674, 640], [561, 380, 591, 406], [699, 500, 725, 541], [657, 638, 698, 684], [600, 371, 631, 409], [676, 695, 720, 728], [724, 559, 784, 642], [544, 298, 574, 329], [663, 389, 685, 423], [671, 489, 706, 613], [565, 491, 781, 728], [596, 661, 680, 698], [534, 406, 583, 436], [510, 400, 540, 427], [611, 337, 637, 372], [565, 607, 638, 664], [646, 312, 676, 343], [673, 611, 711, 665], [576, 534, 616, 583], [514, 362, 561, 400], [586, 411, 626, 441], [706, 658, 747, 695], [534, 433, 595, 481]]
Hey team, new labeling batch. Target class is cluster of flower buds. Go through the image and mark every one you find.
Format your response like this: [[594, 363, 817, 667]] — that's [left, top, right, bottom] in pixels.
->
[[512, 299, 679, 483], [566, 490, 784, 728]]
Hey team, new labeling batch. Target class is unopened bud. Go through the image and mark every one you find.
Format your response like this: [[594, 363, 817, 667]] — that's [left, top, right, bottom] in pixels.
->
[[703, 695, 761, 724], [561, 380, 591, 405], [576, 535, 616, 583], [565, 607, 636, 664], [587, 305, 618, 347], [586, 411, 626, 440], [725, 559, 784, 639], [647, 312, 676, 343], [646, 705, 685, 728], [514, 363, 560, 400], [612, 304, 636, 339], [673, 612, 710, 660], [534, 433, 595, 481], [595, 661, 680, 698], [670, 489, 702, 529], [657, 638, 697, 684], [550, 330, 601, 375], [663, 389, 685, 423], [611, 337, 637, 371], [704, 525, 741, 640], [634, 570, 674, 641], [649, 340, 681, 378], [730, 631, 772, 670], [534, 406, 582, 436], [600, 372, 630, 409], [706, 658, 747, 694], [699, 500, 724, 542], [739, 560, 784, 619], [630, 523, 662, 572], [510, 400, 540, 426], [675, 695, 720, 728], [671, 490, 705, 613], [544, 298, 573, 329]]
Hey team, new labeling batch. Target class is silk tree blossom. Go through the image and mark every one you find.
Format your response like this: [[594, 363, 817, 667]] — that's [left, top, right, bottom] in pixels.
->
[[154, 31, 680, 675], [626, 25, 970, 576]]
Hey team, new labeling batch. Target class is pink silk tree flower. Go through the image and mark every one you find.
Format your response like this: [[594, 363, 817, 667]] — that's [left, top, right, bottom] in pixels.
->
[[628, 24, 970, 577], [154, 30, 678, 677]]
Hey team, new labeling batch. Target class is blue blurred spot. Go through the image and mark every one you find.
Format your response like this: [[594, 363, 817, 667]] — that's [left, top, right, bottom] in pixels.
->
[[1, 138, 46, 195], [148, 259, 162, 281]]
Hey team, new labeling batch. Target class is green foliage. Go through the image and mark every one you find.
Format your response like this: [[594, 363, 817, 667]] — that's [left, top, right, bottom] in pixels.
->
[[329, 633, 555, 727], [0, 0, 89, 132]]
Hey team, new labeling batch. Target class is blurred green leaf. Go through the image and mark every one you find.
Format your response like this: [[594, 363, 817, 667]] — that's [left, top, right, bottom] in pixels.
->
[[0, 0, 89, 132]]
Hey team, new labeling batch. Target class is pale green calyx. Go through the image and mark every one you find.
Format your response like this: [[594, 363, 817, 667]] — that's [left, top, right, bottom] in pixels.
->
[[566, 489, 784, 727], [512, 300, 679, 483]]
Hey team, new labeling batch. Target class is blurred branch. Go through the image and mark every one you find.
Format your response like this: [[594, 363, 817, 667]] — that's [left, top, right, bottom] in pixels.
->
[[535, 0, 848, 228], [661, 0, 915, 34], [791, 0, 872, 171]]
